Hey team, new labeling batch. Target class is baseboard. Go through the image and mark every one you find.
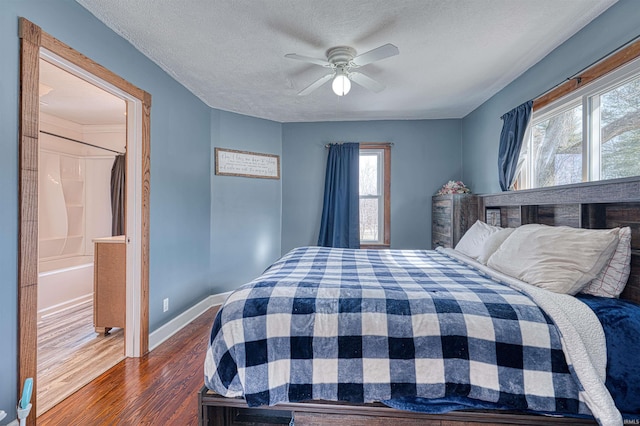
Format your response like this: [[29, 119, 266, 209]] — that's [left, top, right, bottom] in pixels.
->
[[37, 294, 93, 321], [148, 291, 231, 351]]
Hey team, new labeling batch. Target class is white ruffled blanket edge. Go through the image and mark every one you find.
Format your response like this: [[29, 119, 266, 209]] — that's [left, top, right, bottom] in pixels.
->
[[439, 247, 621, 426]]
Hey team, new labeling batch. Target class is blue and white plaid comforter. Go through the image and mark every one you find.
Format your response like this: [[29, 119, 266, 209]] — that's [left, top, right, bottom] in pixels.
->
[[204, 247, 590, 416]]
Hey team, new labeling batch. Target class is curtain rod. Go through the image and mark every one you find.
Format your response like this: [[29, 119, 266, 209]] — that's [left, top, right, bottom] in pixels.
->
[[324, 142, 394, 148], [40, 130, 125, 155]]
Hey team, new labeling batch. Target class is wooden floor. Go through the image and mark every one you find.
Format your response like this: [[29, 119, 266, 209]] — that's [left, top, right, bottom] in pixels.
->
[[37, 306, 219, 425], [37, 301, 125, 416]]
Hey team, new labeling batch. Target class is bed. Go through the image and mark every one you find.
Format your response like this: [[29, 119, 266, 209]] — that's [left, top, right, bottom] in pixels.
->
[[200, 177, 640, 426]]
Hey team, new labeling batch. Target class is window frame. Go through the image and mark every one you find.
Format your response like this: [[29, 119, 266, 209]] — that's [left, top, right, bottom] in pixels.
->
[[359, 143, 391, 248], [519, 51, 640, 190]]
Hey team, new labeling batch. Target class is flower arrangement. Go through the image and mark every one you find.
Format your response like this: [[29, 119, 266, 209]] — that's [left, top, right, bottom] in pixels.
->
[[436, 180, 471, 195]]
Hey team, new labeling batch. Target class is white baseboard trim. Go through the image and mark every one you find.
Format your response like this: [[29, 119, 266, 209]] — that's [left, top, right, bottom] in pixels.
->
[[38, 294, 93, 321], [148, 291, 231, 351]]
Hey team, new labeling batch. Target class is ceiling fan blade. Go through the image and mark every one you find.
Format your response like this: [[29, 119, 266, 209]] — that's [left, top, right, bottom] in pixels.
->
[[297, 73, 334, 96], [285, 53, 330, 67], [351, 43, 399, 66], [349, 72, 385, 93]]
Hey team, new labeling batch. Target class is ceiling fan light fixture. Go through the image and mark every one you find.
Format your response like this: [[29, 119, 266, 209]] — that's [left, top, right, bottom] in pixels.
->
[[332, 72, 351, 96], [286, 43, 398, 96]]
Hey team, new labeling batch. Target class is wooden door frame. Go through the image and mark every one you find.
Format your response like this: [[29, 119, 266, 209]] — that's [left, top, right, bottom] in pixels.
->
[[18, 18, 150, 422]]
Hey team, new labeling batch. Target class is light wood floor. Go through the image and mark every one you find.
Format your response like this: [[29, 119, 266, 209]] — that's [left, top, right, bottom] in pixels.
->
[[37, 306, 219, 425], [37, 301, 125, 417]]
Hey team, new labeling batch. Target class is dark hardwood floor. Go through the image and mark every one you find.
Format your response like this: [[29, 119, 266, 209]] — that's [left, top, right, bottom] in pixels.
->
[[38, 306, 219, 426]]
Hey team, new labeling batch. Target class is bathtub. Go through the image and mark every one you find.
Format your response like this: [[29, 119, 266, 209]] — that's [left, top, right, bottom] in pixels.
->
[[38, 255, 94, 319]]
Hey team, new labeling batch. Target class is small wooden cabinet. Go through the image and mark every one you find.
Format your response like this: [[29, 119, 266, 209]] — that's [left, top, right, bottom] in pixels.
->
[[93, 236, 126, 334], [432, 194, 478, 249]]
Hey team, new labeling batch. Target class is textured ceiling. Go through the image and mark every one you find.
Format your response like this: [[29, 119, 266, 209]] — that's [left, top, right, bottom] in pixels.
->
[[73, 0, 617, 123]]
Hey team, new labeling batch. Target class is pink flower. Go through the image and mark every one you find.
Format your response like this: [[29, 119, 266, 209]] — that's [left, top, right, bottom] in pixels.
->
[[436, 180, 471, 195]]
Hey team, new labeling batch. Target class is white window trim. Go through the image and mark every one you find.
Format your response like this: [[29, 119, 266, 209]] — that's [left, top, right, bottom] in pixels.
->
[[360, 148, 385, 244]]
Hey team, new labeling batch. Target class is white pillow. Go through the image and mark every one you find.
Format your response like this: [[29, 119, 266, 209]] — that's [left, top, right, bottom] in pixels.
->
[[581, 226, 632, 298], [454, 220, 502, 261], [487, 224, 619, 295], [477, 227, 516, 264]]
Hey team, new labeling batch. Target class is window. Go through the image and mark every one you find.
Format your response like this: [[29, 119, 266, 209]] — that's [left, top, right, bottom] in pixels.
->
[[595, 76, 640, 180], [518, 49, 640, 189], [522, 102, 583, 188], [359, 144, 390, 247]]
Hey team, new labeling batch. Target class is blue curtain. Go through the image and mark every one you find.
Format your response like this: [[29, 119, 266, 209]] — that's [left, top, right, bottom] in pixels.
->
[[498, 100, 533, 191], [317, 143, 360, 248]]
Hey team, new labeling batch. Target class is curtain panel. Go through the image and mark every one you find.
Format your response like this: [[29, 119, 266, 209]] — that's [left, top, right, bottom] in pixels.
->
[[498, 100, 533, 191], [110, 154, 126, 236], [317, 143, 360, 248]]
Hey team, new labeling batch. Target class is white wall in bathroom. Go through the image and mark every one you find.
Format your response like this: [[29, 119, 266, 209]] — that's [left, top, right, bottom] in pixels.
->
[[85, 157, 115, 254], [83, 123, 126, 254], [39, 114, 126, 258], [38, 114, 125, 315], [39, 149, 69, 258], [83, 124, 126, 153]]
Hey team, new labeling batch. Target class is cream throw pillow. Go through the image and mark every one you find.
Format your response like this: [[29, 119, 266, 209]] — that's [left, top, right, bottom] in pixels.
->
[[477, 227, 516, 264], [487, 224, 619, 295], [454, 220, 502, 261]]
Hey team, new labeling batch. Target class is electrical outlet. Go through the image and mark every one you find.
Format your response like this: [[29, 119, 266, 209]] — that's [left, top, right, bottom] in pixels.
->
[[163, 298, 169, 312]]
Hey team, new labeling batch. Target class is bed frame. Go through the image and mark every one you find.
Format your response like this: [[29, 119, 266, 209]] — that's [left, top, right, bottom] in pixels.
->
[[199, 176, 640, 426]]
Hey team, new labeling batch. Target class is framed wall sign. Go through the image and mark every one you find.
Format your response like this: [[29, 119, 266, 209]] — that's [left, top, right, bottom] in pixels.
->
[[215, 148, 280, 179]]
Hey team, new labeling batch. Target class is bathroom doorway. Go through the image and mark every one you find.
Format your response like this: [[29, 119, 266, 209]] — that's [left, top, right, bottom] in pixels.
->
[[18, 18, 151, 423], [36, 57, 127, 415]]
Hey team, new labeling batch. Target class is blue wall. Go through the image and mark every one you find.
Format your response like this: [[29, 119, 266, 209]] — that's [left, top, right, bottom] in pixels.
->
[[0, 0, 214, 414], [210, 111, 283, 293], [462, 0, 640, 194], [0, 1, 20, 410], [148, 85, 212, 332], [281, 120, 462, 253]]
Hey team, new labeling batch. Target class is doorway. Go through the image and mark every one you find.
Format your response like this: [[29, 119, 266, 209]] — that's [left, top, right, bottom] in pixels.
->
[[36, 56, 127, 415], [18, 18, 151, 423]]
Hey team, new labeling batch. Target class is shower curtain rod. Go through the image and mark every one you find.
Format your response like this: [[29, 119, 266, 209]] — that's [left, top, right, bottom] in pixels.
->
[[39, 130, 125, 155]]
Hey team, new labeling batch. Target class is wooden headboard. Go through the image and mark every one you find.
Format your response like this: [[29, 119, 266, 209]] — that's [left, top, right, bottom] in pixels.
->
[[478, 176, 640, 305]]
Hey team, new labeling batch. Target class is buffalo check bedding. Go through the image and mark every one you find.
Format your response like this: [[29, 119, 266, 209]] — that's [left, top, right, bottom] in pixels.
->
[[204, 246, 621, 425]]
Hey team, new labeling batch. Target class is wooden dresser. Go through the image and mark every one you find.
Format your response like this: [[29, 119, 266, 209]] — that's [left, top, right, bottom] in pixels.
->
[[431, 194, 478, 249], [93, 235, 126, 334]]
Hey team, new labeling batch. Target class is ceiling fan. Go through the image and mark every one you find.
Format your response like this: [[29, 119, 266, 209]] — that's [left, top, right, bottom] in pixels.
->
[[285, 43, 399, 96]]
